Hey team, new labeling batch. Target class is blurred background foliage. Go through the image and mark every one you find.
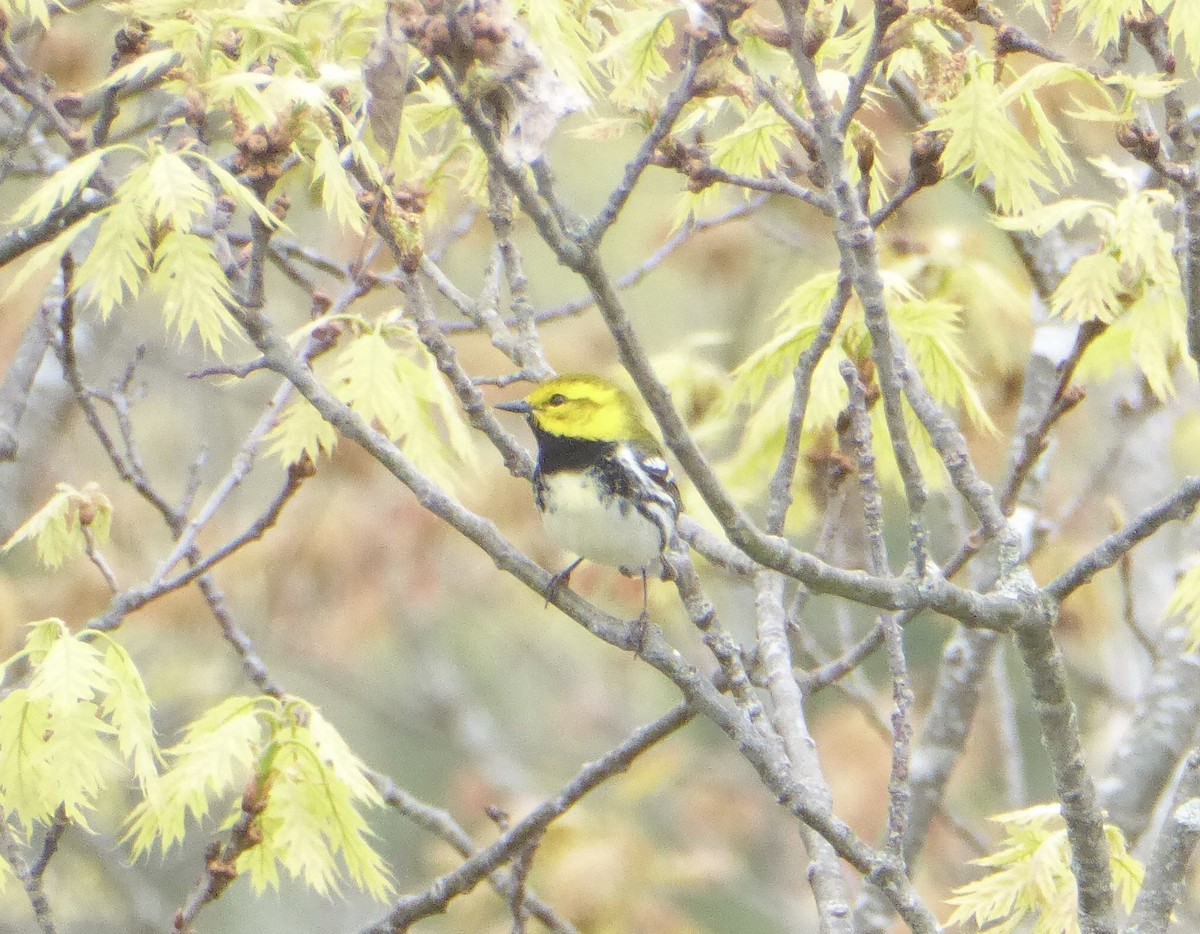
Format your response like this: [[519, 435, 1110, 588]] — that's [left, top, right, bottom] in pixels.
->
[[0, 1, 1198, 932]]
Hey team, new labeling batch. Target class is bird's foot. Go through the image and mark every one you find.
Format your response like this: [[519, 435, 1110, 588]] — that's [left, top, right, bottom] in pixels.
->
[[544, 558, 584, 607], [628, 611, 650, 654]]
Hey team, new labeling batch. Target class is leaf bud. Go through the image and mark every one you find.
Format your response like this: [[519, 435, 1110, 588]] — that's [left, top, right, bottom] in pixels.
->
[[910, 132, 945, 187], [54, 94, 83, 118]]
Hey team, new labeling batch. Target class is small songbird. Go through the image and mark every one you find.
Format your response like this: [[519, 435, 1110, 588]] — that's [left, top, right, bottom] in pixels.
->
[[497, 374, 682, 619]]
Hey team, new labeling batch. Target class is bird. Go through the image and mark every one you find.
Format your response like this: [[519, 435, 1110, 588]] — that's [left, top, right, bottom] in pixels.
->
[[497, 374, 682, 622]]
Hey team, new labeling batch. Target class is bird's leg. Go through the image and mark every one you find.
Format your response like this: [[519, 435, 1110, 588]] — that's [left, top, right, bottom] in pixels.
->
[[545, 556, 585, 606], [628, 568, 650, 653]]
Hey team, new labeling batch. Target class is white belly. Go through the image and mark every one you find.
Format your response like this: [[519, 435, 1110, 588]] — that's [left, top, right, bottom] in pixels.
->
[[539, 471, 664, 572]]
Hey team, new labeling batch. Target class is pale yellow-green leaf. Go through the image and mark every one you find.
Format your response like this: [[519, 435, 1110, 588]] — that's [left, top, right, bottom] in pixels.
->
[[96, 637, 159, 790], [331, 331, 414, 439], [204, 71, 277, 127], [2, 482, 110, 569], [728, 268, 835, 401], [997, 61, 1094, 105], [139, 149, 213, 232], [29, 629, 108, 716], [0, 689, 59, 830], [266, 398, 339, 465], [2, 216, 94, 302], [1111, 189, 1177, 285], [948, 803, 1142, 934], [9, 148, 111, 226], [1126, 287, 1192, 401], [188, 153, 283, 230], [0, 0, 59, 28], [150, 230, 236, 353], [125, 696, 269, 858], [1168, 560, 1200, 651], [893, 300, 997, 434], [346, 134, 386, 189], [1022, 92, 1074, 182], [926, 57, 1057, 215], [1070, 0, 1144, 50], [75, 197, 151, 319], [1108, 823, 1145, 912], [596, 6, 675, 108], [1051, 251, 1124, 322], [708, 103, 792, 181], [1102, 71, 1183, 103], [310, 134, 365, 233], [99, 47, 181, 91], [0, 685, 117, 832], [304, 706, 380, 805], [23, 617, 66, 662], [520, 0, 599, 101], [992, 198, 1105, 235], [238, 718, 392, 900], [815, 14, 874, 77], [329, 323, 476, 483], [1169, 2, 1200, 72]]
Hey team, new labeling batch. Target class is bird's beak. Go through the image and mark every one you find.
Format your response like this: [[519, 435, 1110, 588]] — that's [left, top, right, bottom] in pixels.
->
[[496, 399, 532, 415]]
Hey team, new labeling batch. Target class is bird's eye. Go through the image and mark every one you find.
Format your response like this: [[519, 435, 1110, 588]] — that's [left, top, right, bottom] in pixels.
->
[[547, 393, 567, 406]]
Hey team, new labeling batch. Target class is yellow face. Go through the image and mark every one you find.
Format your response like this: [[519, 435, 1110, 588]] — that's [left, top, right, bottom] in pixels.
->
[[519, 375, 645, 442]]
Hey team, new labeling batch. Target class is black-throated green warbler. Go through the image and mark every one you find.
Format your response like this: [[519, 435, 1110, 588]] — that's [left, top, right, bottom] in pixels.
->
[[498, 374, 682, 619]]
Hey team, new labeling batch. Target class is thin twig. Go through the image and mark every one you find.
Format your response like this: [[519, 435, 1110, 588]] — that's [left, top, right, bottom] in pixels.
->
[[81, 524, 119, 592], [1046, 477, 1200, 601], [584, 38, 707, 246], [0, 820, 58, 934], [841, 362, 914, 865], [1125, 752, 1200, 934], [764, 275, 851, 534], [363, 703, 696, 933]]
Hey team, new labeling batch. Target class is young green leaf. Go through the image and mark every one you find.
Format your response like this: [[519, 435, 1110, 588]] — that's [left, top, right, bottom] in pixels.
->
[[0, 621, 141, 833], [96, 637, 159, 791], [266, 398, 340, 466], [125, 696, 270, 858], [139, 148, 215, 233], [74, 197, 151, 319], [236, 705, 392, 900], [309, 134, 366, 233], [2, 482, 112, 569], [150, 230, 236, 354], [926, 57, 1057, 215], [948, 804, 1142, 934], [8, 148, 111, 227]]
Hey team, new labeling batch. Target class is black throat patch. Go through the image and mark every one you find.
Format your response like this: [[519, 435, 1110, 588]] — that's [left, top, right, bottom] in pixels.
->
[[532, 427, 615, 474]]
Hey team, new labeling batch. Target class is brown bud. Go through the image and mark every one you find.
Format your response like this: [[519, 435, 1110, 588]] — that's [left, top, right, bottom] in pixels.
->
[[64, 130, 88, 153], [329, 85, 352, 113], [419, 16, 451, 58], [875, 0, 908, 26], [54, 94, 83, 118], [941, 0, 978, 16], [244, 131, 269, 155], [286, 452, 316, 480], [801, 24, 825, 58], [1140, 128, 1161, 161], [311, 291, 334, 317], [270, 192, 291, 221], [854, 136, 875, 176], [910, 132, 945, 188], [1115, 124, 1140, 151]]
